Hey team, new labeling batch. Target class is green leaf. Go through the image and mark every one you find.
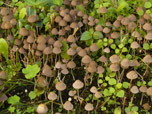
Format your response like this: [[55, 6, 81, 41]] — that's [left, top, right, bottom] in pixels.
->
[[117, 0, 129, 12], [137, 10, 144, 16], [8, 106, 15, 113], [143, 43, 150, 50], [116, 90, 125, 98], [0, 38, 8, 60], [103, 89, 112, 96], [96, 40, 103, 49], [61, 41, 70, 60], [122, 47, 128, 52], [85, 39, 93, 46], [98, 79, 103, 84], [22, 64, 40, 79], [93, 31, 103, 39], [109, 87, 115, 93], [144, 2, 152, 8], [111, 44, 116, 49], [108, 78, 116, 85], [8, 95, 20, 105], [0, 1, 3, 6], [53, 0, 63, 6], [116, 83, 122, 89], [76, 5, 85, 13], [148, 80, 152, 86], [131, 106, 139, 112], [26, 7, 36, 16], [114, 107, 121, 114], [19, 8, 27, 19], [123, 82, 130, 89], [29, 91, 36, 100]]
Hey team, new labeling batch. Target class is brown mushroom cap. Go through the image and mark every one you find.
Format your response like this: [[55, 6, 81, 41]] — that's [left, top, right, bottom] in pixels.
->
[[78, 49, 87, 57], [10, 18, 17, 26], [0, 71, 7, 79], [12, 45, 18, 52], [121, 58, 130, 69], [28, 15, 39, 23], [60, 10, 67, 17], [7, 34, 14, 40], [90, 86, 97, 93], [130, 86, 139, 94], [35, 50, 42, 56], [103, 27, 110, 33], [63, 14, 72, 22], [87, 65, 96, 73], [61, 68, 69, 75], [43, 47, 52, 55], [128, 22, 136, 30], [88, 21, 95, 26], [0, 94, 8, 102], [42, 64, 53, 77], [113, 20, 120, 27], [19, 48, 26, 54], [131, 41, 140, 49], [126, 71, 138, 80], [143, 23, 152, 31], [53, 47, 61, 54], [138, 17, 145, 25], [99, 56, 107, 63], [90, 43, 99, 52], [55, 16, 62, 23], [37, 104, 48, 114], [51, 28, 58, 35], [99, 7, 107, 14], [48, 92, 57, 101], [142, 103, 151, 110], [69, 90, 76, 96], [142, 54, 152, 63], [110, 63, 120, 72], [63, 101, 73, 111], [145, 32, 152, 40], [130, 59, 140, 67], [14, 39, 22, 46], [27, 36, 34, 43], [37, 43, 46, 51], [55, 81, 66, 91], [2, 21, 12, 29], [95, 91, 102, 98], [110, 54, 120, 63], [0, 8, 9, 16], [67, 61, 76, 69], [37, 35, 46, 44], [96, 66, 105, 74], [67, 35, 75, 43], [37, 76, 48, 87], [82, 55, 92, 64], [128, 14, 136, 22], [19, 28, 29, 36], [121, 17, 130, 25], [70, 22, 78, 29], [111, 32, 119, 39], [146, 87, 152, 96], [67, 48, 76, 56], [72, 80, 84, 89], [132, 31, 140, 38], [139, 86, 147, 93], [95, 24, 103, 31], [55, 61, 62, 69], [59, 20, 67, 26], [85, 103, 94, 111], [58, 29, 66, 36]]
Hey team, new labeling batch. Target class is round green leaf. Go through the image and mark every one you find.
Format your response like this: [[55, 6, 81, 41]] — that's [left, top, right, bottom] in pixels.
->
[[80, 31, 92, 41], [108, 78, 116, 85], [8, 95, 20, 105], [29, 91, 36, 100], [144, 2, 152, 8], [93, 31, 103, 39], [116, 90, 125, 98], [143, 43, 150, 50]]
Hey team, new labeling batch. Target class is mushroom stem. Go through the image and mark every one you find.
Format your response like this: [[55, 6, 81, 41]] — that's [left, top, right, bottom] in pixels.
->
[[51, 102, 53, 114], [140, 93, 144, 105], [59, 91, 63, 105], [68, 110, 70, 114], [131, 94, 134, 104], [77, 89, 80, 99], [71, 69, 75, 80], [119, 69, 125, 82], [88, 111, 90, 114]]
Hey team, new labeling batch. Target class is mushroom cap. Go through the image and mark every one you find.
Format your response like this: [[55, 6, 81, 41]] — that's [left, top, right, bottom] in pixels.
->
[[72, 80, 84, 89], [95, 24, 103, 31], [35, 50, 42, 56], [60, 10, 67, 17], [110, 63, 120, 72], [7, 34, 14, 40], [138, 17, 145, 24], [63, 14, 72, 22], [96, 66, 105, 74], [85, 103, 94, 111], [19, 28, 29, 36], [104, 47, 110, 53], [67, 61, 76, 69], [143, 54, 152, 63], [43, 47, 52, 55], [0, 71, 7, 79], [59, 20, 67, 26], [130, 59, 140, 67], [143, 13, 151, 20], [110, 54, 120, 63], [111, 32, 119, 39], [126, 71, 138, 80], [82, 55, 92, 64], [145, 32, 152, 40], [90, 86, 97, 93], [12, 45, 18, 52], [37, 76, 48, 87], [95, 91, 102, 98], [48, 92, 57, 101], [88, 21, 95, 26], [53, 47, 61, 54], [70, 22, 78, 29], [64, 25, 71, 31], [37, 104, 48, 114], [69, 90, 76, 96], [143, 23, 152, 31], [28, 15, 39, 23], [78, 49, 87, 57], [139, 86, 147, 93], [131, 41, 140, 49], [87, 65, 96, 73], [19, 48, 26, 54], [55, 16, 62, 23], [55, 61, 62, 69], [10, 18, 17, 26], [0, 94, 8, 102], [128, 14, 136, 22], [67, 35, 75, 43], [14, 39, 22, 46], [103, 27, 110, 33], [58, 29, 66, 36], [146, 87, 152, 96], [142, 103, 151, 110], [61, 68, 69, 75], [130, 86, 139, 94], [0, 8, 9, 16], [2, 21, 12, 29], [55, 81, 66, 91], [128, 22, 136, 30], [67, 48, 76, 56], [48, 38, 55, 45], [37, 43, 46, 51], [121, 17, 130, 25], [121, 58, 130, 69], [117, 15, 123, 21], [42, 64, 53, 77], [99, 56, 107, 63], [113, 20, 120, 27], [51, 28, 58, 35], [27, 36, 34, 43], [63, 101, 73, 111], [132, 31, 140, 38], [90, 43, 99, 52], [37, 35, 46, 44], [99, 7, 107, 14]]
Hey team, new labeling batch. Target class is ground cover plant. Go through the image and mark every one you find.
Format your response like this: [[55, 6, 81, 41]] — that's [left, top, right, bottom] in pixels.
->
[[0, 0, 152, 114]]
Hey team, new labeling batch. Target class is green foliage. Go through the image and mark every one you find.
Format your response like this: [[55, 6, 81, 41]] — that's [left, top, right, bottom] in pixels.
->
[[8, 106, 15, 113], [0, 38, 8, 60], [80, 31, 92, 41], [53, 0, 63, 6], [114, 107, 121, 114], [22, 64, 40, 79], [61, 40, 70, 60], [29, 91, 36, 100], [123, 82, 130, 89], [8, 95, 20, 105], [19, 8, 26, 19], [116, 90, 125, 98], [144, 2, 152, 8], [108, 78, 116, 85], [24, 0, 52, 7]]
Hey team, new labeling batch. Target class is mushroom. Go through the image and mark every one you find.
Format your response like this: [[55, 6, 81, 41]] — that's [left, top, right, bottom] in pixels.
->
[[72, 80, 84, 99], [139, 85, 147, 105], [69, 90, 76, 97], [37, 104, 48, 114], [63, 101, 73, 113], [84, 103, 94, 113], [110, 54, 120, 63], [42, 64, 53, 77], [82, 55, 92, 64], [130, 86, 139, 103], [55, 81, 66, 105], [19, 28, 29, 36], [67, 60, 76, 80], [48, 92, 57, 114], [0, 71, 7, 79], [90, 43, 99, 52], [28, 15, 39, 23], [37, 76, 48, 88]]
